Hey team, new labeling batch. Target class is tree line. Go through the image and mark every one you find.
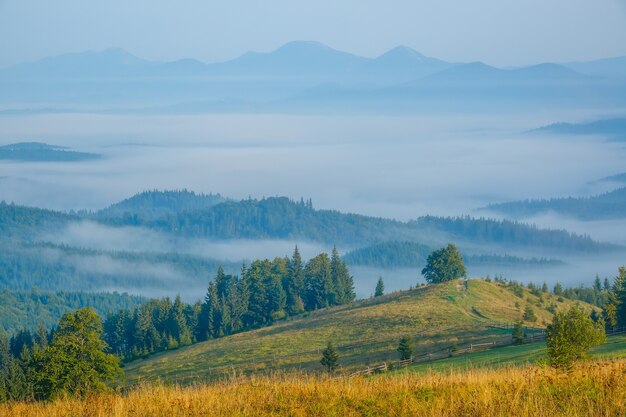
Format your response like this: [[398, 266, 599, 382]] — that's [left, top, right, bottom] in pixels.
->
[[103, 247, 355, 360]]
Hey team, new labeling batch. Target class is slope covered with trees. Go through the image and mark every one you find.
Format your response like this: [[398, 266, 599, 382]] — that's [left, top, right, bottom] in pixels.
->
[[343, 240, 563, 268], [103, 247, 355, 361], [0, 289, 145, 334], [93, 190, 226, 222], [484, 187, 626, 220]]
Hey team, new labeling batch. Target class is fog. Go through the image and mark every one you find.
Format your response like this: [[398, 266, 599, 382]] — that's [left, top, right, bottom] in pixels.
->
[[1, 112, 624, 220], [1, 111, 626, 293], [41, 220, 331, 264]]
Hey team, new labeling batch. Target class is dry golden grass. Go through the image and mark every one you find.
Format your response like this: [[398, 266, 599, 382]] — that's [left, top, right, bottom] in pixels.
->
[[3, 359, 625, 417]]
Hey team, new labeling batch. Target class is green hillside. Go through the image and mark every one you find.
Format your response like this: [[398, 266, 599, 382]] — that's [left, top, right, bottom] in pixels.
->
[[394, 334, 626, 375], [123, 278, 594, 385]]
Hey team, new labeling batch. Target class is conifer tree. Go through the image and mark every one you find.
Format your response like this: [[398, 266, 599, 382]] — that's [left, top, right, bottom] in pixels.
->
[[375, 277, 385, 297], [304, 253, 333, 310], [397, 336, 413, 360], [320, 341, 339, 373], [39, 308, 122, 399]]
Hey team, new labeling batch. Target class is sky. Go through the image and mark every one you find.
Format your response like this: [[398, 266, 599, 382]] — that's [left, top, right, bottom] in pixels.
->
[[0, 0, 625, 68]]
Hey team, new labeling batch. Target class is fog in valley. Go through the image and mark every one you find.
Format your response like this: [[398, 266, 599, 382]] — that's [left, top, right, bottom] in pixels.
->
[[1, 111, 625, 299]]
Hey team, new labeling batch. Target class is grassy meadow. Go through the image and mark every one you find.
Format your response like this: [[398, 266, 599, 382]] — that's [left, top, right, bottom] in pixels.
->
[[2, 359, 625, 417], [123, 279, 590, 384]]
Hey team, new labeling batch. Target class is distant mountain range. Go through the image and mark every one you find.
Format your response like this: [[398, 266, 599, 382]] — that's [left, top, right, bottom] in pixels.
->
[[1, 42, 624, 113], [483, 187, 626, 221]]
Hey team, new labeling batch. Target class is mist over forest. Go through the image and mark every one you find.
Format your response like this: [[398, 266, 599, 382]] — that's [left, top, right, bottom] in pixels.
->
[[0, 43, 625, 300]]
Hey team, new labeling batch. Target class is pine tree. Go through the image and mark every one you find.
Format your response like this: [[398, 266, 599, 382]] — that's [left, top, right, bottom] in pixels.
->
[[286, 246, 306, 315], [541, 282, 549, 292], [201, 282, 220, 339], [304, 253, 333, 310], [512, 322, 525, 344], [547, 305, 606, 369], [612, 267, 626, 327], [242, 260, 270, 328], [330, 247, 354, 304], [375, 277, 385, 297], [553, 282, 563, 296], [397, 336, 413, 360], [593, 275, 602, 292], [320, 341, 339, 373], [39, 308, 122, 399], [523, 305, 537, 322]]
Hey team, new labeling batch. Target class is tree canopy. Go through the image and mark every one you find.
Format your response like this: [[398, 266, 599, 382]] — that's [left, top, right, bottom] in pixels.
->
[[421, 244, 467, 284]]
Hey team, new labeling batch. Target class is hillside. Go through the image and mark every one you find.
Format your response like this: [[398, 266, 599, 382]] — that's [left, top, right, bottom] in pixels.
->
[[103, 196, 613, 252], [484, 187, 626, 220], [94, 190, 226, 221], [123, 279, 594, 384]]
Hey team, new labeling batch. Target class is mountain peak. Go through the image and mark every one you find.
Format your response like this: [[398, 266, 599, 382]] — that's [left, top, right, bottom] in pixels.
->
[[273, 40, 335, 54], [378, 45, 427, 61]]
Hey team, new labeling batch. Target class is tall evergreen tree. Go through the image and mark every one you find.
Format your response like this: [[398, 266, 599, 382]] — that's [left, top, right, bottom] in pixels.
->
[[304, 253, 333, 310], [242, 260, 270, 328], [397, 336, 413, 360], [375, 277, 385, 297], [320, 341, 339, 373], [286, 246, 306, 315], [612, 267, 626, 327], [330, 246, 355, 304]]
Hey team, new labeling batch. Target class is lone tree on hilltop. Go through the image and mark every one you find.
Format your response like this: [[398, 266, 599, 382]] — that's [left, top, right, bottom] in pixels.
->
[[375, 277, 385, 297], [320, 341, 339, 373], [421, 244, 467, 284], [546, 305, 605, 369], [397, 336, 413, 361]]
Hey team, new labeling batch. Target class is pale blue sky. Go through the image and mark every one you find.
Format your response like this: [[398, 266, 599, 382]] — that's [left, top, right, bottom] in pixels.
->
[[0, 0, 625, 68]]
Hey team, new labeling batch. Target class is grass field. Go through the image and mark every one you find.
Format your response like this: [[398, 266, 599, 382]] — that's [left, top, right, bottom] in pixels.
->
[[391, 334, 626, 374], [123, 279, 593, 385], [3, 359, 625, 416]]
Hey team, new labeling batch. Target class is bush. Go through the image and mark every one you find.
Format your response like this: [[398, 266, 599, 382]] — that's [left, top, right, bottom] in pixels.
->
[[546, 305, 606, 369]]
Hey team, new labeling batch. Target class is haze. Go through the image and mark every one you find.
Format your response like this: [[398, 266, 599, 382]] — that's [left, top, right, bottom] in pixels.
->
[[1, 0, 625, 68]]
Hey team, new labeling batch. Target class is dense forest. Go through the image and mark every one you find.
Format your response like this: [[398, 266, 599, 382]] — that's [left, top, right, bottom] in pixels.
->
[[0, 289, 145, 334], [343, 241, 563, 268], [485, 187, 626, 220], [91, 189, 226, 221], [104, 247, 355, 360], [96, 194, 616, 251]]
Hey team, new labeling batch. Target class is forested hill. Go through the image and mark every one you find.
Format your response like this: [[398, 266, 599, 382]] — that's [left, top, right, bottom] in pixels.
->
[[0, 194, 617, 253], [107, 196, 614, 252], [93, 190, 226, 221], [484, 187, 626, 220], [343, 241, 564, 269], [0, 201, 75, 238], [0, 289, 145, 334]]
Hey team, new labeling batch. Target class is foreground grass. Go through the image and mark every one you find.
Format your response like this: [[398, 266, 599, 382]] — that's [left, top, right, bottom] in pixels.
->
[[3, 359, 625, 417]]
